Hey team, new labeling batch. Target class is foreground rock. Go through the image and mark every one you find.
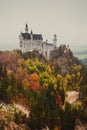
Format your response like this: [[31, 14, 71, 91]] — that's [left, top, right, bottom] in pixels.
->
[[66, 91, 79, 104], [0, 102, 30, 130]]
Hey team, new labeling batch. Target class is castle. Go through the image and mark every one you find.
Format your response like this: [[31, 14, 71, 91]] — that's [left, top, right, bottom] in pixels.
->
[[19, 24, 57, 60]]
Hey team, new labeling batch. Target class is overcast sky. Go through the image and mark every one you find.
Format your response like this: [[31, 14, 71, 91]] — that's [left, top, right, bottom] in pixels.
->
[[0, 0, 87, 51]]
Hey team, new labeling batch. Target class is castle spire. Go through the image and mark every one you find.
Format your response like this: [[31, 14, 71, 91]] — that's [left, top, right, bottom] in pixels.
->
[[53, 34, 57, 47], [25, 23, 28, 33], [31, 29, 33, 35]]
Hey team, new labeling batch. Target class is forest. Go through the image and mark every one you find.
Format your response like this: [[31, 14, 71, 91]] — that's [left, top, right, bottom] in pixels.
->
[[0, 45, 87, 130]]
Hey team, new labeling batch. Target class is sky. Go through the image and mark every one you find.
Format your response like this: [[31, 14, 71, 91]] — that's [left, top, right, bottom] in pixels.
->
[[0, 0, 87, 52]]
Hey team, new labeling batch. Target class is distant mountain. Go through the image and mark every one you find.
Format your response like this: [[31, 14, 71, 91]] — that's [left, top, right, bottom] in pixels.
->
[[74, 50, 87, 55], [73, 50, 87, 64], [81, 58, 87, 65], [73, 50, 87, 60], [68, 44, 87, 60]]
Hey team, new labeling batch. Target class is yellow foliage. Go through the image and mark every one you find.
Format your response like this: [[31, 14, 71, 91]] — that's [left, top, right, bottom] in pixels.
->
[[71, 74, 75, 78], [45, 64, 52, 74], [73, 64, 81, 72], [66, 74, 71, 81], [43, 83, 48, 87], [22, 79, 29, 89], [76, 72, 80, 78], [57, 74, 62, 81], [63, 79, 68, 90]]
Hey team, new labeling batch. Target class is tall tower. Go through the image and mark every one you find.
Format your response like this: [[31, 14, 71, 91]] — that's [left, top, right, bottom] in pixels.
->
[[30, 30, 33, 39], [53, 34, 57, 47], [25, 23, 28, 33]]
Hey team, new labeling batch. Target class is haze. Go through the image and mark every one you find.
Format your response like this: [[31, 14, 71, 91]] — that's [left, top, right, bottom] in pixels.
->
[[0, 0, 87, 52]]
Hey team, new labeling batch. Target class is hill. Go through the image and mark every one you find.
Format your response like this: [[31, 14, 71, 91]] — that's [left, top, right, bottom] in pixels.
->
[[0, 45, 87, 130]]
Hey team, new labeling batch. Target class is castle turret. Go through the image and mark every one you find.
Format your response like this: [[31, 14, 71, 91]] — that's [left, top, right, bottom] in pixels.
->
[[25, 23, 28, 33], [31, 30, 33, 35], [30, 30, 33, 39], [53, 34, 57, 47]]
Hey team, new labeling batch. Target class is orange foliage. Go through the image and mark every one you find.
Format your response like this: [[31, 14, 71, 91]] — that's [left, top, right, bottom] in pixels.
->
[[29, 73, 40, 82], [29, 81, 39, 91], [7, 69, 13, 78], [29, 73, 40, 91]]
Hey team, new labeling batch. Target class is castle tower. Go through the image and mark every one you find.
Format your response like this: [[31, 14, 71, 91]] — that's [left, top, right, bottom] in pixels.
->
[[53, 34, 57, 47], [25, 23, 28, 33], [30, 30, 33, 39]]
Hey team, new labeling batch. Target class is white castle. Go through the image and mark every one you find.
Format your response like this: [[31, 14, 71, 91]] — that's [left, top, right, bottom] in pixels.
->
[[19, 24, 57, 60]]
